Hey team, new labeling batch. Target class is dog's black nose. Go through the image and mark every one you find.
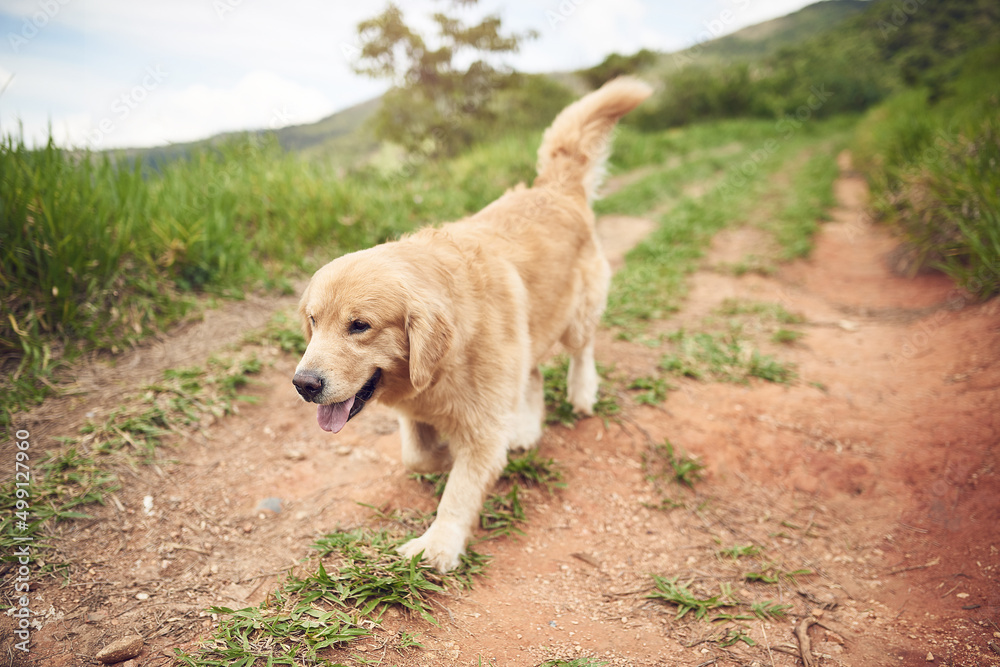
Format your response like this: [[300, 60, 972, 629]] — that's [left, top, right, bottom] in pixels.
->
[[292, 371, 324, 401]]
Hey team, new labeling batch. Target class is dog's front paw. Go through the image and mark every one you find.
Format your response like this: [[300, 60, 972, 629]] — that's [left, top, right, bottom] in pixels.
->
[[397, 522, 467, 573]]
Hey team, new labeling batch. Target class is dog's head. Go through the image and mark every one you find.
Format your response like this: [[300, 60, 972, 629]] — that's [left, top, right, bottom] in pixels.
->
[[292, 247, 453, 433]]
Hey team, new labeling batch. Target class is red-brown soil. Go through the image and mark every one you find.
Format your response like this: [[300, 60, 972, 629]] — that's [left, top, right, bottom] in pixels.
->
[[4, 161, 999, 667]]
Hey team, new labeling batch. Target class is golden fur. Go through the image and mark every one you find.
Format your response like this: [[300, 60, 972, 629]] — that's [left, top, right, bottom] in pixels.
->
[[293, 77, 652, 572]]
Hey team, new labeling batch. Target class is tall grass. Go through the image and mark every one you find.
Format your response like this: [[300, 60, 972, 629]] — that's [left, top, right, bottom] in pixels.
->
[[852, 43, 1000, 297], [1, 130, 537, 424]]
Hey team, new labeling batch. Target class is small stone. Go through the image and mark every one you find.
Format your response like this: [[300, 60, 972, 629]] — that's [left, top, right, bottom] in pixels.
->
[[135, 592, 149, 601], [926, 652, 934, 661], [256, 497, 282, 514], [284, 449, 305, 460], [95, 635, 144, 663], [335, 445, 352, 456]]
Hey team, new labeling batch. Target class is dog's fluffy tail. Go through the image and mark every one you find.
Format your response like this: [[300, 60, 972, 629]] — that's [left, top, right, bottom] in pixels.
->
[[535, 76, 652, 203]]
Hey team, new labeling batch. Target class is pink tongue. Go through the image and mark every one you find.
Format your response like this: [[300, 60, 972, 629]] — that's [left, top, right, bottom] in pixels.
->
[[317, 396, 355, 433]]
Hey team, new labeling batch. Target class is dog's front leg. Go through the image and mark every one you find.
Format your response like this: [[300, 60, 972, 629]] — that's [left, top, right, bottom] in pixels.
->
[[398, 431, 507, 573], [399, 416, 452, 473]]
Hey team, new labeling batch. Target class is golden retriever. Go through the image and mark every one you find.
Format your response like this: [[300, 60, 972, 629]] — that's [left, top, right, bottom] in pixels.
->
[[293, 77, 651, 572]]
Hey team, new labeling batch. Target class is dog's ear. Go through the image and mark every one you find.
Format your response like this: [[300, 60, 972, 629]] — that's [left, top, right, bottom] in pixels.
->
[[406, 302, 453, 392], [298, 282, 313, 344]]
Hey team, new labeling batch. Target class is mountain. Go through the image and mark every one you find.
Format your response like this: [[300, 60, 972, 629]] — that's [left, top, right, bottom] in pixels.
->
[[128, 95, 381, 169], [679, 0, 870, 62]]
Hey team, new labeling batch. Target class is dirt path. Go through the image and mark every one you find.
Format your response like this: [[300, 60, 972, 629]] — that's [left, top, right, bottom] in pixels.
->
[[12, 159, 1000, 667]]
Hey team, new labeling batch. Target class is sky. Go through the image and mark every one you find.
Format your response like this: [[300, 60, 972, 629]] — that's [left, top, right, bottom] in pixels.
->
[[0, 0, 819, 150]]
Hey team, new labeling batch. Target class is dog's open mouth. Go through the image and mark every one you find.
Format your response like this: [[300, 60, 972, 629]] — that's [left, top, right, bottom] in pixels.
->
[[316, 369, 381, 434]]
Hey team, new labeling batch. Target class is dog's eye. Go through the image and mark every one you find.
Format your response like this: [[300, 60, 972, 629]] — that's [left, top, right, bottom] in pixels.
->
[[349, 320, 371, 334]]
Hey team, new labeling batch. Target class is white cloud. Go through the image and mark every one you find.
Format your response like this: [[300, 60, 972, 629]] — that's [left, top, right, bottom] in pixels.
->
[[77, 69, 335, 149], [571, 0, 662, 61]]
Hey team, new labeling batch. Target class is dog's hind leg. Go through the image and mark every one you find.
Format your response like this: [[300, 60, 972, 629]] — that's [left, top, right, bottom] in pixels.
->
[[399, 416, 452, 473], [566, 342, 600, 416], [562, 249, 609, 416], [508, 366, 544, 452]]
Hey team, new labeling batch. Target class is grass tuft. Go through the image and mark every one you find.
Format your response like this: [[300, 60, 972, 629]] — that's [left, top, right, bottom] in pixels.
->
[[717, 544, 763, 560], [647, 576, 727, 620], [627, 376, 672, 406], [644, 440, 705, 489], [541, 356, 619, 427], [302, 528, 447, 625], [659, 329, 795, 385]]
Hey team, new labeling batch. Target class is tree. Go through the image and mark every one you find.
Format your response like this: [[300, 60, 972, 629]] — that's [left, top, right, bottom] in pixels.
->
[[352, 1, 536, 156]]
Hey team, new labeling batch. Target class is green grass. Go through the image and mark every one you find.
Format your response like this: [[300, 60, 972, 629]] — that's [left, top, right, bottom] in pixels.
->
[[244, 310, 307, 355], [744, 563, 814, 586], [177, 523, 489, 665], [647, 576, 729, 621], [772, 329, 804, 344], [627, 376, 672, 406], [714, 299, 804, 325], [644, 440, 705, 490], [479, 485, 527, 540], [648, 542, 808, 648], [659, 330, 796, 385], [647, 577, 792, 624], [853, 42, 1000, 298], [717, 544, 764, 560], [177, 598, 370, 666], [642, 440, 705, 510], [602, 119, 844, 333], [768, 148, 841, 260], [412, 450, 564, 544], [541, 356, 620, 427], [300, 529, 447, 624], [499, 449, 564, 491]]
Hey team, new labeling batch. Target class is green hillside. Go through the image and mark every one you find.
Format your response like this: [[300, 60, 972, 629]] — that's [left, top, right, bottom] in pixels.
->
[[667, 0, 869, 65], [126, 95, 381, 170]]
